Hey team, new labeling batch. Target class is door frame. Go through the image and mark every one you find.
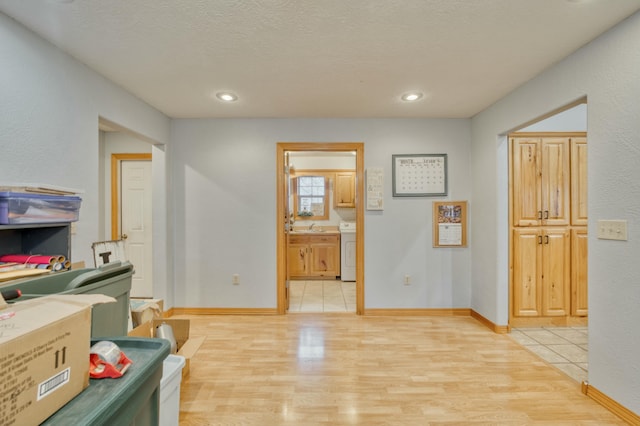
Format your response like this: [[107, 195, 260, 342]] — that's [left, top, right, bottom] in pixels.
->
[[110, 153, 152, 239], [276, 142, 365, 314]]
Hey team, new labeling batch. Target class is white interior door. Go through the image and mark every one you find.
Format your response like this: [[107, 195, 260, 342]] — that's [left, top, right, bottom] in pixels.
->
[[121, 160, 153, 297]]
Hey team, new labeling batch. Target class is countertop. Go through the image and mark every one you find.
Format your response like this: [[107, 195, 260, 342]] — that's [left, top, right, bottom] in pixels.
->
[[288, 226, 340, 235]]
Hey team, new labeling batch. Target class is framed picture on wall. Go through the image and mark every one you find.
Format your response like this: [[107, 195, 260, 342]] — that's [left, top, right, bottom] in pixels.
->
[[432, 201, 467, 247], [392, 154, 447, 197]]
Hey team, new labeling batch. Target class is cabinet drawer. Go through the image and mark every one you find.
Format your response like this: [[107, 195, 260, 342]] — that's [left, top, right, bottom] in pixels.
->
[[288, 235, 309, 244], [311, 235, 339, 243]]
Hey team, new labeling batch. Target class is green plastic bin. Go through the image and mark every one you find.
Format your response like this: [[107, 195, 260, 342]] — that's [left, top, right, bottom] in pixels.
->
[[42, 337, 170, 426], [0, 261, 133, 337]]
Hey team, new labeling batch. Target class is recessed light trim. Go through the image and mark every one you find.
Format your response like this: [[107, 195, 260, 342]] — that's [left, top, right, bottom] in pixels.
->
[[216, 92, 238, 102], [401, 92, 423, 102]]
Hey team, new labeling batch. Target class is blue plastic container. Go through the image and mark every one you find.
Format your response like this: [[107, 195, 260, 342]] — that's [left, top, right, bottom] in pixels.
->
[[0, 191, 82, 224]]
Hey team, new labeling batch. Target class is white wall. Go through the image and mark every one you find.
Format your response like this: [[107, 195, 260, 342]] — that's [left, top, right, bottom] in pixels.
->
[[0, 13, 171, 294], [520, 103, 587, 132], [170, 118, 471, 309], [471, 11, 640, 413]]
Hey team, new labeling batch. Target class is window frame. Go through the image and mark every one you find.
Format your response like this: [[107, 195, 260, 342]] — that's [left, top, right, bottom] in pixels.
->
[[292, 170, 331, 221]]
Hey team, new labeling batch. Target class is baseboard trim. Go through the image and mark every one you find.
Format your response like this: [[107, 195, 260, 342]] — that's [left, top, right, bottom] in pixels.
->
[[581, 382, 640, 425], [470, 310, 510, 334], [363, 308, 471, 317], [171, 307, 279, 315], [510, 316, 588, 328]]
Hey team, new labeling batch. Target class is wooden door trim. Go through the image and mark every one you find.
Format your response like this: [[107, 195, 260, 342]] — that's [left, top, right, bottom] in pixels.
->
[[110, 153, 152, 240], [276, 142, 365, 315]]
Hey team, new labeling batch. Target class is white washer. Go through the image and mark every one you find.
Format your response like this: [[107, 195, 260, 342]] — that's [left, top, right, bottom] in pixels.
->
[[339, 221, 356, 281]]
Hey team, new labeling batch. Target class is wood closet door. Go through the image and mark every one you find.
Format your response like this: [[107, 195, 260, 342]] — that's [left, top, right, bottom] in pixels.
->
[[541, 228, 570, 316], [571, 228, 588, 316], [512, 139, 542, 227], [571, 137, 588, 226], [512, 228, 542, 316], [540, 138, 570, 226]]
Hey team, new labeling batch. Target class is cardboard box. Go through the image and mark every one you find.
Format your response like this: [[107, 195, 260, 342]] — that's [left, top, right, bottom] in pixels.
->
[[128, 318, 203, 378], [129, 298, 164, 328], [0, 293, 114, 426]]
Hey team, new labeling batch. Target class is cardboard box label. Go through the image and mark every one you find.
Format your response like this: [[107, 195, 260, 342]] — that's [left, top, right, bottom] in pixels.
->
[[38, 367, 71, 401]]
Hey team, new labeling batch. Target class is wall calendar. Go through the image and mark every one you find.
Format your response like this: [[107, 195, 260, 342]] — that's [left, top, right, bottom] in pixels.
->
[[392, 154, 447, 197]]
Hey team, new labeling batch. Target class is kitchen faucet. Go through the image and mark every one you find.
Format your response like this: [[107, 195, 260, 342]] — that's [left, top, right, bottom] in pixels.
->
[[309, 223, 315, 231]]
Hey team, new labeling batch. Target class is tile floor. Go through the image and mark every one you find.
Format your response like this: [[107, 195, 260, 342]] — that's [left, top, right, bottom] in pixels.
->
[[509, 326, 589, 383], [288, 279, 356, 312]]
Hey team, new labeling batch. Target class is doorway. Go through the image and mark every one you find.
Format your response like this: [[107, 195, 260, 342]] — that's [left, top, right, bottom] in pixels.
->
[[276, 142, 365, 315], [506, 101, 589, 383], [111, 154, 153, 297], [99, 118, 155, 298]]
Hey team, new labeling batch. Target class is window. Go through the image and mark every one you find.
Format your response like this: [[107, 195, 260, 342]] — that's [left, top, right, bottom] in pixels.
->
[[293, 173, 329, 220]]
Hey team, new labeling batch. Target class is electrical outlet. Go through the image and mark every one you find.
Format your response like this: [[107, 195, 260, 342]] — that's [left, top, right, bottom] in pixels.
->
[[232, 274, 240, 285], [404, 274, 411, 285], [597, 220, 628, 241]]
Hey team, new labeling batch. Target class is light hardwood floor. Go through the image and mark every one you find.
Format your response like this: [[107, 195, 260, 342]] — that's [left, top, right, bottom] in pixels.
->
[[178, 314, 627, 425]]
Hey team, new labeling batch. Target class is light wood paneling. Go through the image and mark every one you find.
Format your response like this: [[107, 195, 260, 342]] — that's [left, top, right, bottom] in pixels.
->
[[178, 314, 627, 425]]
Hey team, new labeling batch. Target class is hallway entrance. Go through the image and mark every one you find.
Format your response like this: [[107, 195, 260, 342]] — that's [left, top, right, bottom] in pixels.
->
[[276, 142, 365, 315]]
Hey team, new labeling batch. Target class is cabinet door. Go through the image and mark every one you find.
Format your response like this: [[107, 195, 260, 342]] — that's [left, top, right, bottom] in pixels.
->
[[335, 171, 355, 208], [512, 138, 542, 226], [571, 228, 588, 316], [541, 228, 570, 316], [309, 243, 338, 277], [512, 228, 542, 316], [571, 137, 588, 226], [287, 243, 308, 277], [540, 138, 570, 226]]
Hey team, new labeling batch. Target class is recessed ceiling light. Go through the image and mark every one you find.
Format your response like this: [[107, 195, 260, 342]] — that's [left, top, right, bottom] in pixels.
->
[[216, 92, 238, 102], [401, 92, 423, 102]]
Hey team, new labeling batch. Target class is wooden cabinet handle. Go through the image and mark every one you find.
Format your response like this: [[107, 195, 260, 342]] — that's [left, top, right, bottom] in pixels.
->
[[538, 235, 542, 245], [537, 211, 542, 220], [545, 235, 549, 244], [544, 210, 549, 219]]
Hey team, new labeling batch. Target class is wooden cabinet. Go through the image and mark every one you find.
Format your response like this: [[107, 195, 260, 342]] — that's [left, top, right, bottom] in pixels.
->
[[512, 137, 570, 226], [334, 171, 355, 208], [513, 228, 570, 317], [287, 233, 340, 278], [511, 133, 587, 323]]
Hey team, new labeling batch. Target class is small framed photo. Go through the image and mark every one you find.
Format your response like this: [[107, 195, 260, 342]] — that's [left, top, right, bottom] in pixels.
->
[[392, 154, 447, 197], [432, 201, 467, 247]]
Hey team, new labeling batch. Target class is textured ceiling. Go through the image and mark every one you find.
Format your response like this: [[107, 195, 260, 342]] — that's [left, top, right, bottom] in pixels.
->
[[1, 0, 639, 118]]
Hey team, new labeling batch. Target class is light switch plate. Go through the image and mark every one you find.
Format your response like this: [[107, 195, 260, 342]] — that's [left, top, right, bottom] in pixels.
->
[[597, 220, 628, 241]]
